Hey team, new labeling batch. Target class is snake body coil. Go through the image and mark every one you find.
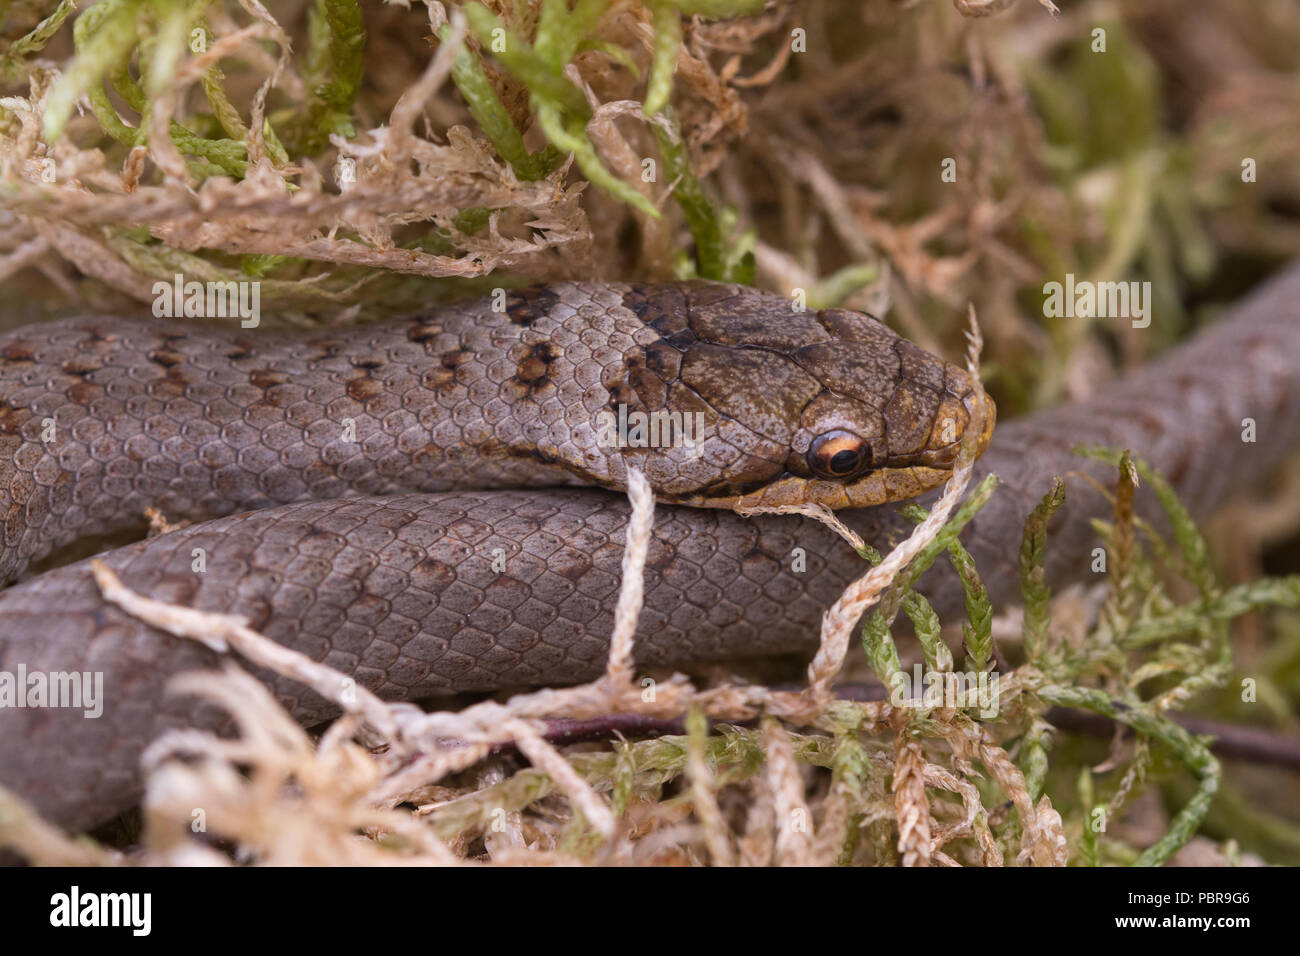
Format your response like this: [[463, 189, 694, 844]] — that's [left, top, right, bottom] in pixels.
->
[[2, 272, 1300, 831]]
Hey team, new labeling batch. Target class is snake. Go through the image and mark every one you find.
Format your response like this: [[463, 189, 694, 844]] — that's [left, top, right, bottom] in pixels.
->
[[2, 269, 1299, 834]]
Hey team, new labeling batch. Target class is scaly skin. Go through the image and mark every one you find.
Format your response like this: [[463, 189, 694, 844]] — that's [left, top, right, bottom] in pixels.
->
[[3, 269, 1300, 831], [0, 281, 982, 584]]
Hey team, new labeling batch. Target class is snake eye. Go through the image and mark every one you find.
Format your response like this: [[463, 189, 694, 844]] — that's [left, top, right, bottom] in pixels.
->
[[808, 431, 872, 480]]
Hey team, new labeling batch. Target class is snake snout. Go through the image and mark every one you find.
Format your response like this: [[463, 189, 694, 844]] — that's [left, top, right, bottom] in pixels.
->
[[966, 387, 997, 460], [913, 378, 996, 471]]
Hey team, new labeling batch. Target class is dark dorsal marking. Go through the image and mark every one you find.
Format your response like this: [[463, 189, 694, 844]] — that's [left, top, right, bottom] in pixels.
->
[[620, 284, 688, 337], [0, 404, 29, 435], [505, 287, 561, 327], [441, 348, 471, 369], [148, 348, 185, 367], [60, 359, 102, 377], [250, 369, 287, 389], [513, 342, 558, 396], [407, 319, 442, 343]]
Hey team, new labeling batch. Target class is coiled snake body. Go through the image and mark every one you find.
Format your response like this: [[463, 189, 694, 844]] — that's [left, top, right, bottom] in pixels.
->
[[2, 273, 1300, 832]]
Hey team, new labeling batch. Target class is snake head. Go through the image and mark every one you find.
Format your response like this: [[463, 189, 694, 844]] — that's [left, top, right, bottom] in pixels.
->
[[610, 282, 994, 510], [727, 358, 996, 510]]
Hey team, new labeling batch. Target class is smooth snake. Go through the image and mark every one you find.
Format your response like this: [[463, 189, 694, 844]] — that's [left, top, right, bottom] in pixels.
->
[[1, 273, 1299, 832]]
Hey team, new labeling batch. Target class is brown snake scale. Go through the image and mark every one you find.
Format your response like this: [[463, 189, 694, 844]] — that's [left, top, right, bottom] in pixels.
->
[[2, 271, 1300, 831]]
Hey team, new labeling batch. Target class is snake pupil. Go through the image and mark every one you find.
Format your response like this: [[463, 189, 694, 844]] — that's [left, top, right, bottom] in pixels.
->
[[829, 449, 859, 474], [808, 430, 872, 481]]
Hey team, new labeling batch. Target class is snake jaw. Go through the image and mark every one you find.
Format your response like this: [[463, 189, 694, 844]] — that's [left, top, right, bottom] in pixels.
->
[[715, 464, 956, 511]]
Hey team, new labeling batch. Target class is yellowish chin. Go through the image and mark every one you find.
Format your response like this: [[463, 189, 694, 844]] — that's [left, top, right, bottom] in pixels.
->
[[674, 465, 954, 512]]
